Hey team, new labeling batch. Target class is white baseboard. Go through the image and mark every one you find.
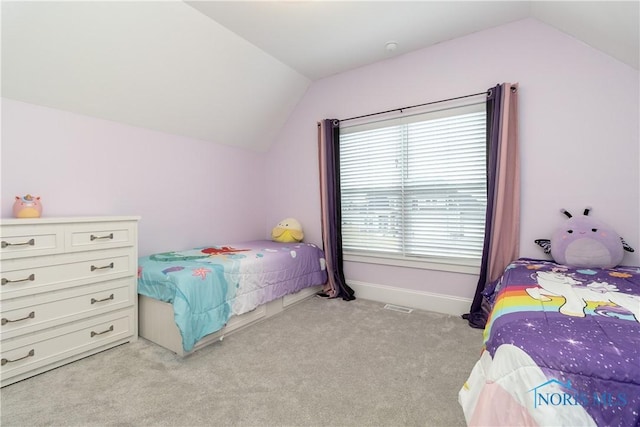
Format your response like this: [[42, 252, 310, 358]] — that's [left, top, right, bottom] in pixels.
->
[[347, 280, 472, 317]]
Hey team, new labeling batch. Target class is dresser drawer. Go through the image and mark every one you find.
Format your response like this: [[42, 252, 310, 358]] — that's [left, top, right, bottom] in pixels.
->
[[66, 221, 136, 252], [0, 217, 139, 388], [0, 225, 64, 260], [1, 278, 135, 340], [1, 309, 134, 385], [0, 248, 135, 300]]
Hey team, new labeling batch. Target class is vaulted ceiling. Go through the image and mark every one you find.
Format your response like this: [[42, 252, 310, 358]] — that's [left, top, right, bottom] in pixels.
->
[[187, 1, 639, 80], [2, 1, 638, 151]]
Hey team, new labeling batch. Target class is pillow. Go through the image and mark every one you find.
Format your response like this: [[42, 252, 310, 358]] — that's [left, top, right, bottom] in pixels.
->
[[535, 208, 634, 269], [271, 218, 304, 243]]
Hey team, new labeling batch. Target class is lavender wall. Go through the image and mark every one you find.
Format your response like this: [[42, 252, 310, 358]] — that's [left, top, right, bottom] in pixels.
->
[[265, 18, 640, 300], [2, 18, 637, 302], [1, 99, 267, 257]]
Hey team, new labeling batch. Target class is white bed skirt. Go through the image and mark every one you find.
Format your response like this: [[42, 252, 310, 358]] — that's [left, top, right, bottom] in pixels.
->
[[138, 285, 321, 356]]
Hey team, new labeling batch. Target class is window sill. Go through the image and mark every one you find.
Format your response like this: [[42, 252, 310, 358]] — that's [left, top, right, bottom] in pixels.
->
[[343, 252, 481, 275]]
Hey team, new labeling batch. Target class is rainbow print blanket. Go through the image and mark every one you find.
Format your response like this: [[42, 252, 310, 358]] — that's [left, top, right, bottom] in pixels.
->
[[460, 258, 640, 426]]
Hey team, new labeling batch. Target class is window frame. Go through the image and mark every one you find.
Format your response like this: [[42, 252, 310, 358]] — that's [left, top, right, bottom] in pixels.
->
[[338, 99, 487, 273]]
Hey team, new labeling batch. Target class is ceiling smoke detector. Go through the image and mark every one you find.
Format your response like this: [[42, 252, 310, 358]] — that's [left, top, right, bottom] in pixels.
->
[[385, 41, 398, 52]]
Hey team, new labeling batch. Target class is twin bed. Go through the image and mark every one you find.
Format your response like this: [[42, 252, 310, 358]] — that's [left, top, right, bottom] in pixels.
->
[[137, 240, 327, 356], [459, 258, 640, 426]]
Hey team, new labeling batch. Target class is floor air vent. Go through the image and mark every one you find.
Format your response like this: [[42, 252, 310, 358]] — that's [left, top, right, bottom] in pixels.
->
[[383, 304, 413, 314]]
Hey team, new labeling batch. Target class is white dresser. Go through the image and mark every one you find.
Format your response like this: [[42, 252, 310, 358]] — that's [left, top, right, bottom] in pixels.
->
[[0, 216, 139, 387]]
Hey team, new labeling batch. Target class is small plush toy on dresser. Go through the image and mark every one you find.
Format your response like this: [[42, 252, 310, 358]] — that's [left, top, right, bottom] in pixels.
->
[[13, 194, 43, 218]]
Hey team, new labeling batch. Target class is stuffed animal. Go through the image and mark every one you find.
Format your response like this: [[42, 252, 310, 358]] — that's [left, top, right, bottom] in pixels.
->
[[271, 218, 304, 243], [13, 194, 43, 218], [535, 207, 634, 268]]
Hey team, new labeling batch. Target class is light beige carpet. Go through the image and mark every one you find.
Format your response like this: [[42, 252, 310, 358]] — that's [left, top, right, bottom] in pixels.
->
[[1, 296, 483, 426]]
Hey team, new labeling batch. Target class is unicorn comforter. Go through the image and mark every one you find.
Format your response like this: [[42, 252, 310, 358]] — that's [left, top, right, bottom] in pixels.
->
[[138, 240, 327, 352], [459, 258, 640, 426]]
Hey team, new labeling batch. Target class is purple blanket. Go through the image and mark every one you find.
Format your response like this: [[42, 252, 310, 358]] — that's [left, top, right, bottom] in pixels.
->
[[483, 258, 640, 426]]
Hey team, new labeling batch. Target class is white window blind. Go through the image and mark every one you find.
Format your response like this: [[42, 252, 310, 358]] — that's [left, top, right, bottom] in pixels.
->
[[339, 102, 487, 263]]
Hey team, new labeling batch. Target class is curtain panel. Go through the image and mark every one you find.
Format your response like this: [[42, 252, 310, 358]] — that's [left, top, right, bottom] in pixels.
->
[[464, 83, 520, 329], [317, 119, 356, 301]]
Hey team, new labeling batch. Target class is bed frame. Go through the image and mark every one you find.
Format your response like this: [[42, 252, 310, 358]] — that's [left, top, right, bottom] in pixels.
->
[[138, 285, 321, 356]]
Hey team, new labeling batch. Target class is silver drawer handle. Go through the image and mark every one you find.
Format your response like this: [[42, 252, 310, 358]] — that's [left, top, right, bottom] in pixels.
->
[[1, 311, 35, 325], [91, 294, 114, 304], [1, 238, 35, 249], [1, 349, 35, 366], [1, 273, 36, 286], [90, 262, 114, 272], [90, 233, 113, 241], [91, 325, 114, 337]]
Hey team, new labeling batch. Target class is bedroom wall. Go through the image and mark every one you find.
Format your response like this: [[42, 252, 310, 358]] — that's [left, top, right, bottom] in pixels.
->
[[1, 99, 267, 257], [264, 18, 640, 309]]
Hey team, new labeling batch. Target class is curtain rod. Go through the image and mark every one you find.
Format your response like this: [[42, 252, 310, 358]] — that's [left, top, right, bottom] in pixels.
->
[[338, 90, 489, 123]]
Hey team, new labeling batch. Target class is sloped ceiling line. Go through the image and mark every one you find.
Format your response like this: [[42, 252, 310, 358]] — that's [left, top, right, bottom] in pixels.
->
[[2, 1, 637, 151]]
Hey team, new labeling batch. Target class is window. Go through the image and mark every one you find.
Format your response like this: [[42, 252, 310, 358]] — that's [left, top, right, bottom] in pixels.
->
[[339, 102, 487, 266]]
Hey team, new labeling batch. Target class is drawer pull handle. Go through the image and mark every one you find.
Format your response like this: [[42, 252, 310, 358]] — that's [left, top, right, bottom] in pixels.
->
[[1, 238, 35, 248], [91, 262, 114, 272], [1, 273, 36, 286], [91, 325, 114, 337], [1, 311, 35, 325], [90, 233, 114, 241], [91, 294, 114, 304], [1, 349, 35, 366]]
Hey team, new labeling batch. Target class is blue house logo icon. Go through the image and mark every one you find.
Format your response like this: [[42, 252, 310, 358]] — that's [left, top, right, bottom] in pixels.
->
[[528, 379, 580, 408]]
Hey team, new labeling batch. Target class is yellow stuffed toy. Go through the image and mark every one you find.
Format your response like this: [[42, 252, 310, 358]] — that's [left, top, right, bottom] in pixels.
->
[[271, 218, 304, 243]]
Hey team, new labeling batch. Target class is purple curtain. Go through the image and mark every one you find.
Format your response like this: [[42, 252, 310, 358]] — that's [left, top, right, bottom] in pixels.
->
[[317, 119, 355, 301], [464, 83, 520, 328]]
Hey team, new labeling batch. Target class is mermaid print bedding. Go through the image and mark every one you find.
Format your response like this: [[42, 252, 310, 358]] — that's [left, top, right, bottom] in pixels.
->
[[138, 240, 327, 352]]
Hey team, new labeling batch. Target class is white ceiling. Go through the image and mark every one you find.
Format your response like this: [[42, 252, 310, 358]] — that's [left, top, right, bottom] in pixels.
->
[[2, 1, 638, 151], [188, 1, 639, 80]]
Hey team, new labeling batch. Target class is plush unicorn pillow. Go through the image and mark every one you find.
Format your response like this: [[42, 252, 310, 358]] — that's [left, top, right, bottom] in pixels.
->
[[535, 208, 634, 268]]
